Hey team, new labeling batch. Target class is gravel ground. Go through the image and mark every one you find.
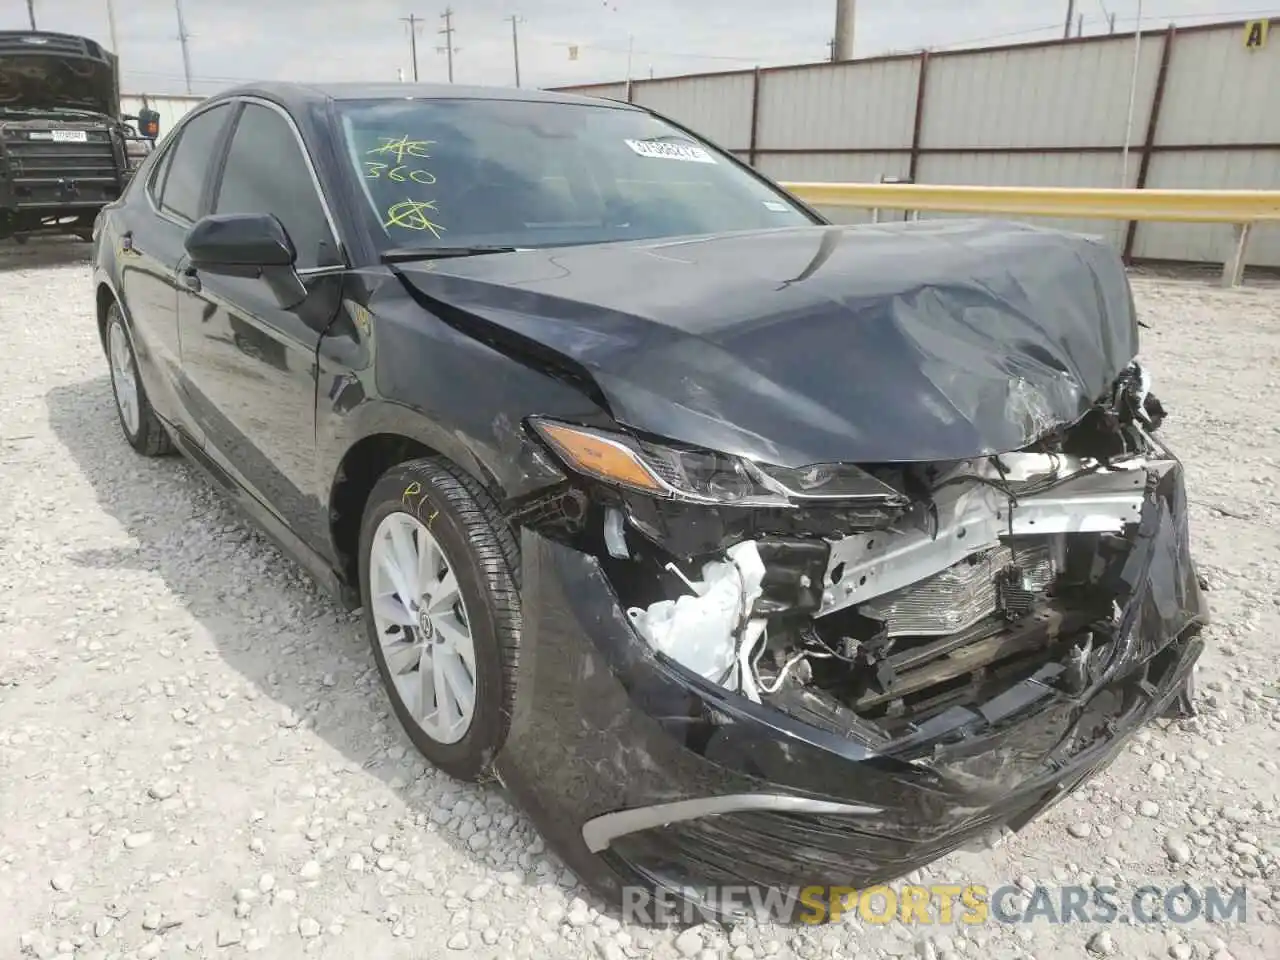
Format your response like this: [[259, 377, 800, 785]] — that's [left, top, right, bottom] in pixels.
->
[[1, 239, 1279, 960]]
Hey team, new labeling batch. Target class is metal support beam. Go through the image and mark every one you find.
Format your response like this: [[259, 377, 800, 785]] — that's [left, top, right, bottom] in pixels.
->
[[747, 67, 762, 167], [1222, 223, 1252, 288], [1123, 24, 1177, 263], [908, 50, 929, 182]]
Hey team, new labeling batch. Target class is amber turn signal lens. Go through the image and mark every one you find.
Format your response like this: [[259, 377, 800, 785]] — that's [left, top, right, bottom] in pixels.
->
[[534, 421, 667, 493]]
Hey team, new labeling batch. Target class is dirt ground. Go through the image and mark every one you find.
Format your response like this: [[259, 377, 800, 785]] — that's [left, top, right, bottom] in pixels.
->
[[1, 239, 1277, 960]]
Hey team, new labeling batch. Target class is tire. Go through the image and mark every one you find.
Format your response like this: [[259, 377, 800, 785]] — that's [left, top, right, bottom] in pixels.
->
[[358, 457, 521, 782], [105, 302, 174, 456]]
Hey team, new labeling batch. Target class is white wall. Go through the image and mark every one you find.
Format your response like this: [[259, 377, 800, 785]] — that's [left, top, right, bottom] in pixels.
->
[[631, 73, 755, 151], [552, 20, 1280, 268], [757, 57, 919, 153]]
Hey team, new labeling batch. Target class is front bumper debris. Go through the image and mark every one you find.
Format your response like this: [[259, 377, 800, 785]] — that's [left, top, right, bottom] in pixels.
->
[[493, 457, 1207, 919]]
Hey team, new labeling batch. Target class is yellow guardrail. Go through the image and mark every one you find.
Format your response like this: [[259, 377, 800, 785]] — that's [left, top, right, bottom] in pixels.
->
[[779, 182, 1280, 286]]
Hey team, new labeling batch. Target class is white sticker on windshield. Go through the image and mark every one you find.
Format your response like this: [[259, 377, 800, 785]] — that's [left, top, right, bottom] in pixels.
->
[[625, 139, 717, 164], [763, 200, 790, 212]]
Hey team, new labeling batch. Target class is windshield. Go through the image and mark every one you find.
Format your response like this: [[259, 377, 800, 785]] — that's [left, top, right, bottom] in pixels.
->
[[335, 97, 816, 252]]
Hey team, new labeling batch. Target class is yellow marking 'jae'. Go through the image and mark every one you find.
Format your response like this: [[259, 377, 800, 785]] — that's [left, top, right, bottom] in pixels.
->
[[367, 136, 435, 163]]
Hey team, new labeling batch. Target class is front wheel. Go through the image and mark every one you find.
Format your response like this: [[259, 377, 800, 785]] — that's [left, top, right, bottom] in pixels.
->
[[105, 303, 173, 456], [358, 458, 522, 781]]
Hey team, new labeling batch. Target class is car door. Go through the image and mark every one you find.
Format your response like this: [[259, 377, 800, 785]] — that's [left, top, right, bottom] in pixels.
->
[[175, 98, 345, 551], [115, 102, 233, 443]]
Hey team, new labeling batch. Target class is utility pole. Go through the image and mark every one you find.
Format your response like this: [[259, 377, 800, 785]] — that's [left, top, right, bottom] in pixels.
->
[[505, 15, 522, 87], [1078, 13, 1084, 36], [25, 0, 36, 30], [832, 0, 855, 60], [400, 14, 421, 82], [438, 8, 456, 84], [173, 0, 193, 94], [1064, 0, 1076, 39], [1098, 0, 1116, 33], [106, 0, 120, 52]]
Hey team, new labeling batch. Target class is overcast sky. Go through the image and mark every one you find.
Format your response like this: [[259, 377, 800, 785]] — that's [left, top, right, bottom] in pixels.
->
[[3, 0, 1274, 96]]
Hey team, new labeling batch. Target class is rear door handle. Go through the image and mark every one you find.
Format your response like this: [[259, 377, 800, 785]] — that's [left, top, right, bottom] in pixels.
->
[[180, 267, 201, 293]]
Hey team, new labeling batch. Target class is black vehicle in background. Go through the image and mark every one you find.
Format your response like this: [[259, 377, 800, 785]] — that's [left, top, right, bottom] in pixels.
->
[[0, 30, 158, 243]]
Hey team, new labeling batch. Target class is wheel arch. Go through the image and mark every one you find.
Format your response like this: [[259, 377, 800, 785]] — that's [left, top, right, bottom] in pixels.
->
[[95, 280, 118, 352], [328, 430, 507, 593]]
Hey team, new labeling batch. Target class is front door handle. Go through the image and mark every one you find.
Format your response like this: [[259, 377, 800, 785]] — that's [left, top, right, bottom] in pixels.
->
[[180, 267, 201, 293]]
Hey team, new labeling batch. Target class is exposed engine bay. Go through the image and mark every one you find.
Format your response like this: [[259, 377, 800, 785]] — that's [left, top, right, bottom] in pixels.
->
[[552, 360, 1180, 739]]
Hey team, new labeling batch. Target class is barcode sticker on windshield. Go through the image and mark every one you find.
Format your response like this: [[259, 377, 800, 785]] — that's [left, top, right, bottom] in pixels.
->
[[625, 139, 716, 164]]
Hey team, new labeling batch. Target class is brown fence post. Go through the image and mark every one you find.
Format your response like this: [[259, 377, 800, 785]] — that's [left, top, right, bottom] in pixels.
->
[[908, 50, 930, 182], [1123, 24, 1177, 263], [748, 67, 762, 167]]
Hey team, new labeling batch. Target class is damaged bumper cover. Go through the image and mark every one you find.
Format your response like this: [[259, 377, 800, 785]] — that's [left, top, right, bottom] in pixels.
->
[[493, 457, 1207, 915]]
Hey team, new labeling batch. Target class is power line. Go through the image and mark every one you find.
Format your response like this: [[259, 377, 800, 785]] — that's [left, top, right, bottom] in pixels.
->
[[437, 8, 457, 84], [400, 14, 423, 82]]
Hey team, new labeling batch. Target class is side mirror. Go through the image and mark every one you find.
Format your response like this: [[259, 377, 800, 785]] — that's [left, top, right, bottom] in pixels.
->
[[136, 107, 161, 140], [185, 213, 296, 269]]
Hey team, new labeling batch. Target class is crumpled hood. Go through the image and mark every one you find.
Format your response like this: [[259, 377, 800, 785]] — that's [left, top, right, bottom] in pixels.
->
[[0, 33, 117, 117], [394, 220, 1139, 467]]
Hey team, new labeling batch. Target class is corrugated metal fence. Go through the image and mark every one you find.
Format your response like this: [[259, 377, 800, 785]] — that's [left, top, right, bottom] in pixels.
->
[[552, 18, 1280, 268]]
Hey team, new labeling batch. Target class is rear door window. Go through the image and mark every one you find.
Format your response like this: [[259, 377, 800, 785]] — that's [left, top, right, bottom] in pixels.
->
[[159, 103, 231, 222]]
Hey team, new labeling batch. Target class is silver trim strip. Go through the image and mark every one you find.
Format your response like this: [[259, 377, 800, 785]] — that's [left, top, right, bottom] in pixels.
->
[[581, 794, 883, 854]]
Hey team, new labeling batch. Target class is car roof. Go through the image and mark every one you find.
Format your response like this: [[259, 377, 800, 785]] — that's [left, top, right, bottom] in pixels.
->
[[210, 80, 639, 113]]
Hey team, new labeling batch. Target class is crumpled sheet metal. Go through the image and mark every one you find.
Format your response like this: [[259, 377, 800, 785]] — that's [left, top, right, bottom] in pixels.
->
[[405, 219, 1139, 465], [495, 471, 1206, 901]]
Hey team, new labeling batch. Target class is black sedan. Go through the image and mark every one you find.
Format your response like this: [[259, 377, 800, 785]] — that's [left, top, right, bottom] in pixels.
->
[[91, 81, 1208, 921]]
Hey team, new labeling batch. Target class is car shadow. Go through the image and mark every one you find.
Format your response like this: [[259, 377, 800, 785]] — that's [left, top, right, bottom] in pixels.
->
[[44, 374, 578, 902], [0, 236, 93, 272]]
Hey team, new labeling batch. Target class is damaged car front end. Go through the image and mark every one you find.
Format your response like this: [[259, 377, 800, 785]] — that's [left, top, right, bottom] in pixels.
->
[[443, 227, 1212, 920], [499, 383, 1205, 918], [93, 85, 1210, 924]]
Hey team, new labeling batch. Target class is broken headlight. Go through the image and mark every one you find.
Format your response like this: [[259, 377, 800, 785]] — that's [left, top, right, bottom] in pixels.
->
[[529, 418, 908, 507]]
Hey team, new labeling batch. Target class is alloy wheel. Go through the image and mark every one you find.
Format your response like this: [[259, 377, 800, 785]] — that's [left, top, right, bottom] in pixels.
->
[[108, 320, 141, 437], [368, 512, 478, 745]]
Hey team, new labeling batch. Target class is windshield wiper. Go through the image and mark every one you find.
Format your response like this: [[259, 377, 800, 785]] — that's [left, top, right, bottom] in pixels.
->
[[381, 245, 519, 263]]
